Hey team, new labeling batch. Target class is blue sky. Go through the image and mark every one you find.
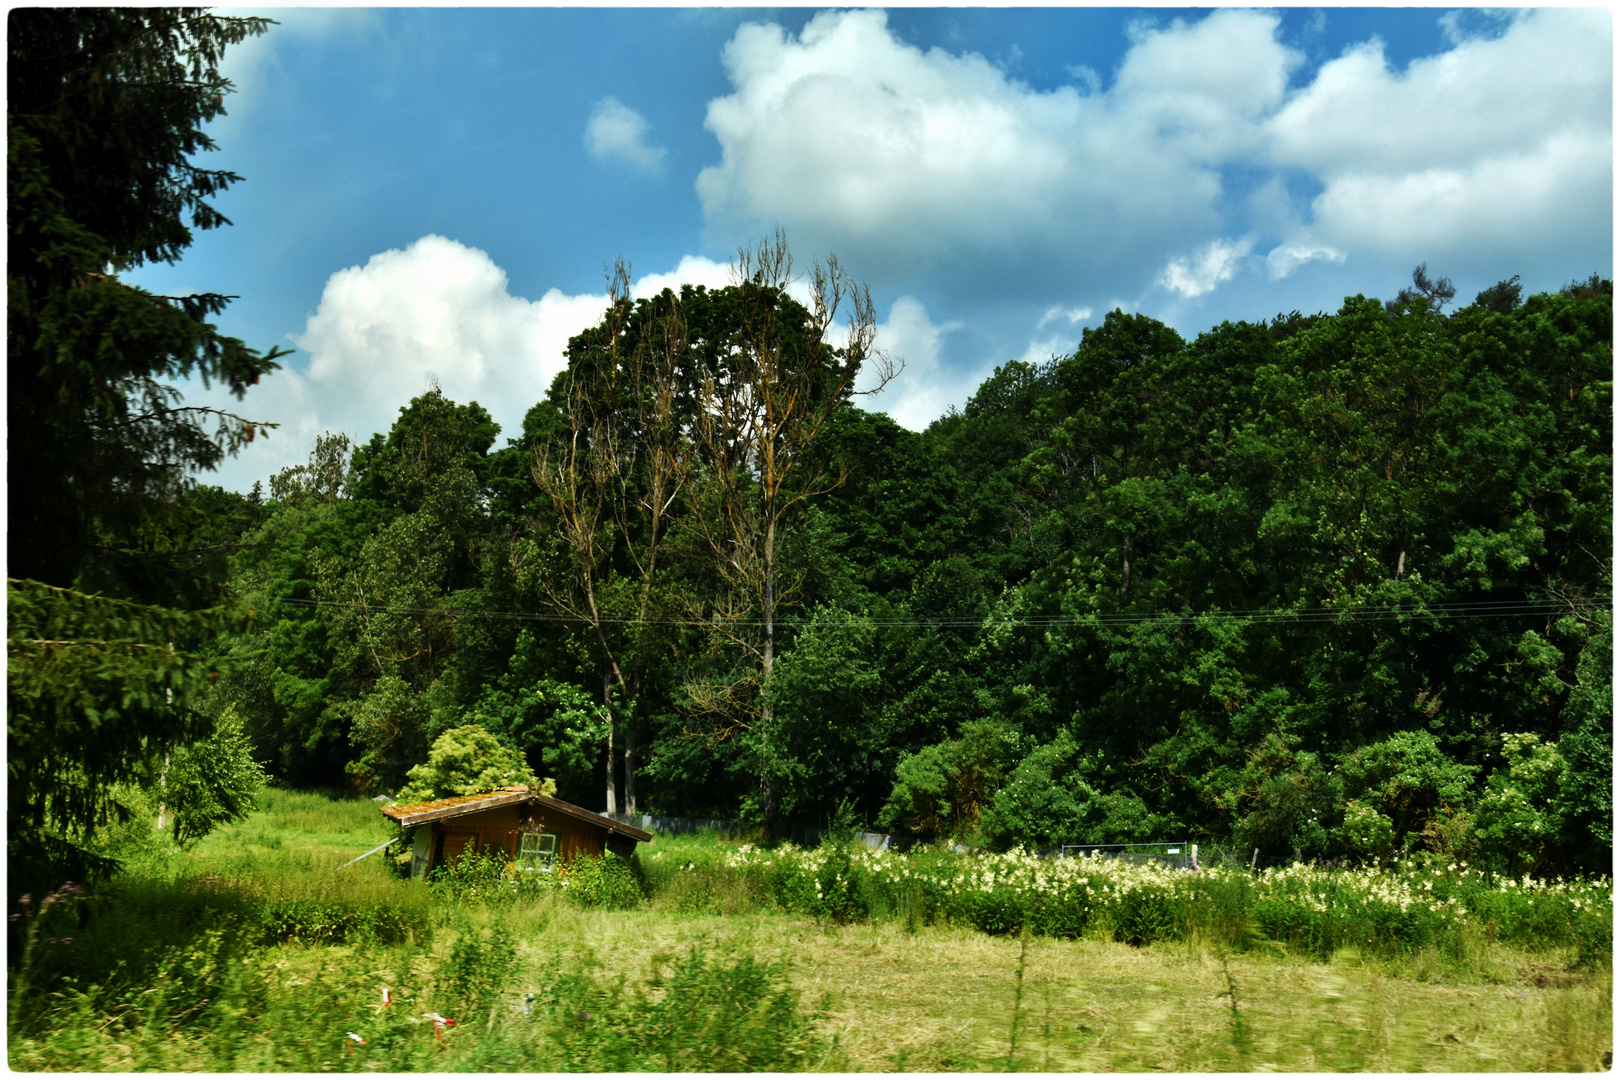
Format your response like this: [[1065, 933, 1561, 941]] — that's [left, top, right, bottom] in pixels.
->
[[128, 7, 1614, 492]]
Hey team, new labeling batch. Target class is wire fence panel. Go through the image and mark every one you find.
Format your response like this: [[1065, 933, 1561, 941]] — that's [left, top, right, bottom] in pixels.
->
[[1060, 841, 1196, 870], [601, 811, 747, 838], [601, 822, 1325, 870]]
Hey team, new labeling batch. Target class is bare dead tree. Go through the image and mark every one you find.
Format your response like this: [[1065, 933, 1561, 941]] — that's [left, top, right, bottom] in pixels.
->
[[680, 230, 901, 818], [531, 259, 691, 814], [531, 259, 636, 813], [603, 280, 690, 814]]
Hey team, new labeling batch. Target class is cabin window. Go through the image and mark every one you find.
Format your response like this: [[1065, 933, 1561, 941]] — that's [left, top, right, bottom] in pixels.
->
[[518, 830, 558, 872]]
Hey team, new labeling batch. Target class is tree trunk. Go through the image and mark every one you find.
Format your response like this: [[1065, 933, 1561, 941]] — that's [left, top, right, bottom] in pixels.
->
[[760, 514, 776, 819], [624, 724, 637, 815], [603, 672, 617, 815], [156, 687, 173, 833], [1122, 533, 1132, 599], [155, 751, 170, 834]]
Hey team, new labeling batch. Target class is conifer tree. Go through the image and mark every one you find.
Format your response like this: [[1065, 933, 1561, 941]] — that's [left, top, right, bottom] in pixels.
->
[[7, 9, 286, 884]]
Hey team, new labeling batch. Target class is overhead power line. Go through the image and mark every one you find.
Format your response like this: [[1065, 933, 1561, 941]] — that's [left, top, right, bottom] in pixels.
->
[[258, 594, 1610, 630]]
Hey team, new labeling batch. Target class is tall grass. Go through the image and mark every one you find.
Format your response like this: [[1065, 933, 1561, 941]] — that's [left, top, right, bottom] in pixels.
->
[[7, 861, 834, 1070], [7, 798, 841, 1071], [8, 916, 834, 1070], [8, 793, 1610, 1071]]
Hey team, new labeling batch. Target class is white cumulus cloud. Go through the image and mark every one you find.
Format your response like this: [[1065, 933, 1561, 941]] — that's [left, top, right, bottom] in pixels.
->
[[698, 10, 1300, 293], [695, 7, 1610, 308], [585, 97, 666, 175], [1265, 242, 1347, 281], [631, 254, 732, 298], [293, 234, 595, 408], [201, 241, 817, 488], [1039, 305, 1093, 329], [1161, 238, 1254, 298], [858, 297, 977, 431], [1264, 8, 1612, 269], [695, 9, 1292, 296], [212, 235, 606, 483]]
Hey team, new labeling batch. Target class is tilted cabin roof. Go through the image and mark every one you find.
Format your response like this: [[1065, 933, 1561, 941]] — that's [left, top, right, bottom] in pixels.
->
[[380, 785, 653, 843]]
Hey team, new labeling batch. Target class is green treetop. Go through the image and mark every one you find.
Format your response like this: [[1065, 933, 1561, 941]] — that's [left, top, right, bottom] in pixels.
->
[[396, 724, 555, 805]]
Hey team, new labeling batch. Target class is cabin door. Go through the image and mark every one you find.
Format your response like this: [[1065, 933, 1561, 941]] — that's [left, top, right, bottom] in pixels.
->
[[440, 831, 478, 866]]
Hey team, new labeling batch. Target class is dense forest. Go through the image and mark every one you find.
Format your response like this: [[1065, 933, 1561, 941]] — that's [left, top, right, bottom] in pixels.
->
[[8, 11, 1611, 894], [198, 262, 1613, 874]]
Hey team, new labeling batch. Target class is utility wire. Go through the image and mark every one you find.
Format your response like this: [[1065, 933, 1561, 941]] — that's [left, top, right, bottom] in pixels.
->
[[258, 594, 1609, 630]]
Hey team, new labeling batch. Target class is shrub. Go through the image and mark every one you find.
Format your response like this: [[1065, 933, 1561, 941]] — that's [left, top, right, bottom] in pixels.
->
[[523, 946, 835, 1072], [979, 733, 1088, 852], [1117, 884, 1178, 947], [255, 897, 429, 945], [1228, 732, 1340, 857], [1025, 877, 1090, 939], [878, 720, 1024, 840], [1250, 896, 1326, 955], [1473, 733, 1567, 875], [428, 850, 513, 905], [629, 949, 830, 1071], [1335, 731, 1477, 851], [1336, 800, 1396, 862], [560, 852, 645, 910], [159, 707, 271, 848], [396, 724, 551, 805], [956, 881, 1025, 936], [811, 807, 871, 925]]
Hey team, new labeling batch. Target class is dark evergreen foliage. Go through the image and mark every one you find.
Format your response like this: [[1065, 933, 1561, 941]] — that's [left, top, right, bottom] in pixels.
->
[[7, 10, 287, 886]]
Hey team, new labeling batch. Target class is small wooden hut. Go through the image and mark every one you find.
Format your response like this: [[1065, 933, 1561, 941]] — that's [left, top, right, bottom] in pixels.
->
[[381, 785, 653, 879]]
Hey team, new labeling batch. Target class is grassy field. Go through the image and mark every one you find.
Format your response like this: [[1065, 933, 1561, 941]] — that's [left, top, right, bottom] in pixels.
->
[[7, 790, 1611, 1071]]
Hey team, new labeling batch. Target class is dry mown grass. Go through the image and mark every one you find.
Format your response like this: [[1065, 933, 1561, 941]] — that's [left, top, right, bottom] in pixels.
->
[[517, 904, 1612, 1072]]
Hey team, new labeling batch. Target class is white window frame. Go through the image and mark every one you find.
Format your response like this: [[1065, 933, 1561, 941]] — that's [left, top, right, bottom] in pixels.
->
[[518, 830, 558, 872]]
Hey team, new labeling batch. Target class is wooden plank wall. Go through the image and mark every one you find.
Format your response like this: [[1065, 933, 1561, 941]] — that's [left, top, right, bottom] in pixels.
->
[[429, 803, 606, 872]]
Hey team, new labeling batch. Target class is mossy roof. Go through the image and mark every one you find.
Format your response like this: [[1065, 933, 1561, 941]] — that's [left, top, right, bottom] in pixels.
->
[[380, 785, 653, 842]]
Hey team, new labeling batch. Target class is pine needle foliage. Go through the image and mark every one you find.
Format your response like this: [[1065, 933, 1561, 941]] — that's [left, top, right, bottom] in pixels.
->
[[7, 9, 286, 886]]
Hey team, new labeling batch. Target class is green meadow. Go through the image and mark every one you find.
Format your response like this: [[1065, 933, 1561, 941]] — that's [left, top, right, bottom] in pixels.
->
[[8, 789, 1611, 1072]]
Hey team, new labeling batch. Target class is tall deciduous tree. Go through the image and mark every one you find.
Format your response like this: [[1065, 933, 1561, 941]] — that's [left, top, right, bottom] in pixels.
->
[[7, 9, 285, 884], [681, 233, 898, 819]]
